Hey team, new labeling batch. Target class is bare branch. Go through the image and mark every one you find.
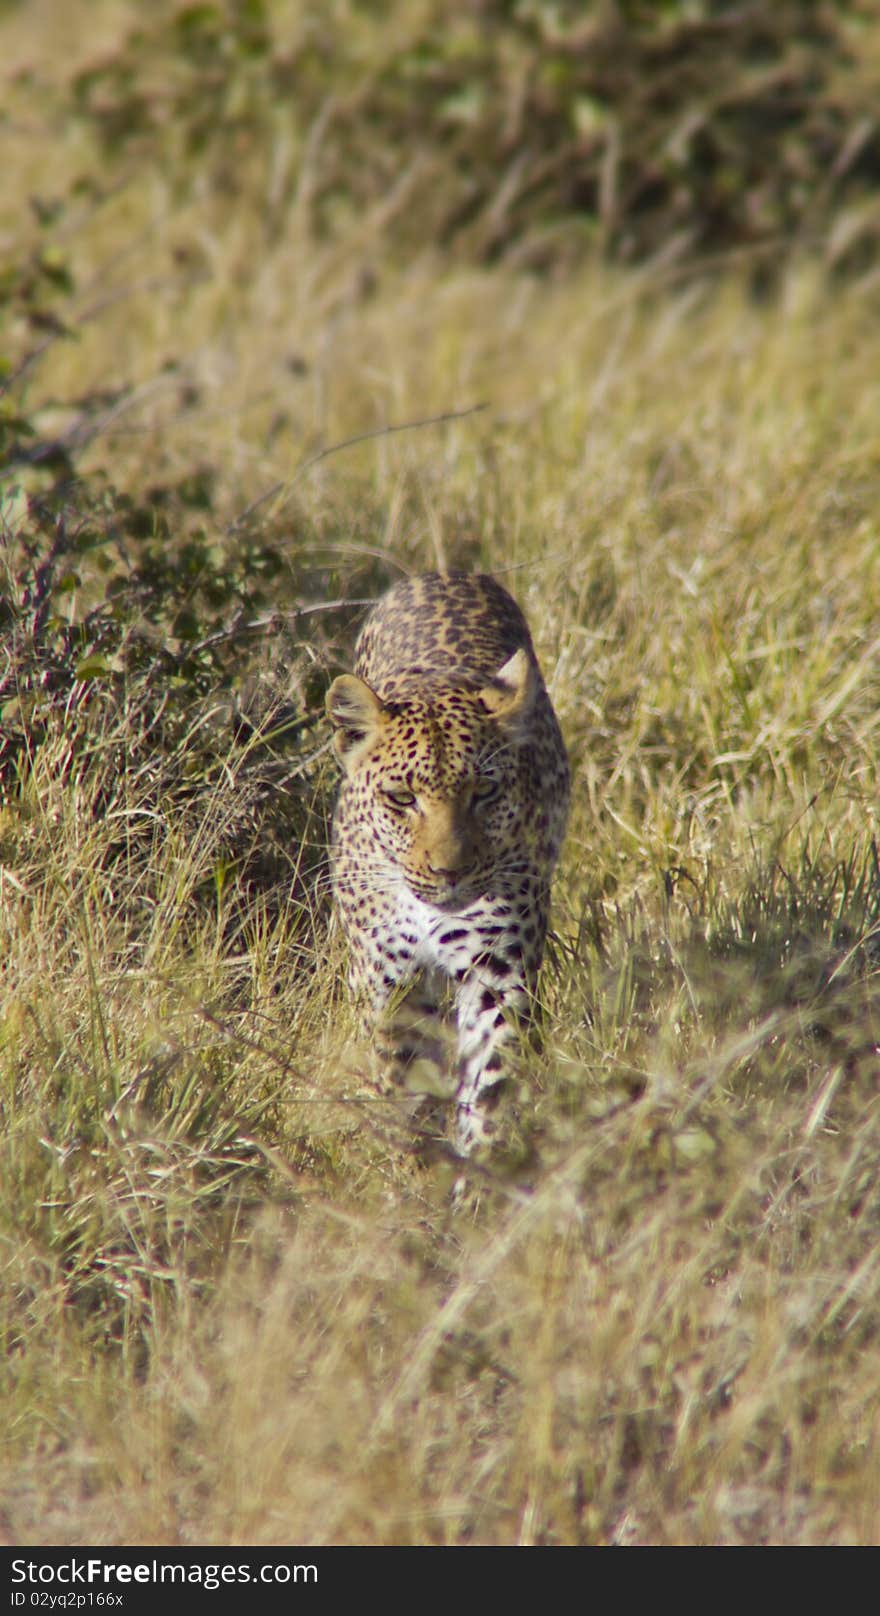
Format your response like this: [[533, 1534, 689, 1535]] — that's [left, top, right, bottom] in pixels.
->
[[227, 401, 489, 533]]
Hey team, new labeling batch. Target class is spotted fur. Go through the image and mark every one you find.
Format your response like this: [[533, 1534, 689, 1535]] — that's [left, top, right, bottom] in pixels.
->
[[325, 572, 570, 1155]]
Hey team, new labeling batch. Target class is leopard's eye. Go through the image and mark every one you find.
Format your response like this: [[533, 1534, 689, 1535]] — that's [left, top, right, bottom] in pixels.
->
[[473, 776, 501, 804], [383, 787, 416, 810]]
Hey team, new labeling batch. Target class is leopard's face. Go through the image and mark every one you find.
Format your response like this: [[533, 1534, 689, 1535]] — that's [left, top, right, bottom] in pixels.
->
[[349, 699, 533, 906], [326, 651, 542, 910]]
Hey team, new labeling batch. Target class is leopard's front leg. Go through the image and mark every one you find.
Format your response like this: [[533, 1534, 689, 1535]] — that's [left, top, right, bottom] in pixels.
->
[[453, 968, 529, 1153]]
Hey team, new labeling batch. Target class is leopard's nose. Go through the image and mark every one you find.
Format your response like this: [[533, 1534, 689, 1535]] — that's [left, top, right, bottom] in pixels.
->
[[427, 836, 475, 880], [429, 859, 475, 882]]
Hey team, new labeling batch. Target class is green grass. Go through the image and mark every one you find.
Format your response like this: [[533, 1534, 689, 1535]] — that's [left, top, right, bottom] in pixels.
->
[[3, 0, 880, 1547]]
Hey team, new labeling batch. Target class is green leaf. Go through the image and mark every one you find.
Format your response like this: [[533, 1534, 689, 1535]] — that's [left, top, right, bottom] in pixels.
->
[[74, 653, 113, 681]]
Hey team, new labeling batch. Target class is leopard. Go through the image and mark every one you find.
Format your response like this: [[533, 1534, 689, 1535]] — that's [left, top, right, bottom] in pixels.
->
[[325, 571, 570, 1157]]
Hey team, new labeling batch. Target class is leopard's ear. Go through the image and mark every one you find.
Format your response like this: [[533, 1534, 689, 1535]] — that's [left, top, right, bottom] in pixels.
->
[[326, 674, 388, 773], [478, 648, 537, 735]]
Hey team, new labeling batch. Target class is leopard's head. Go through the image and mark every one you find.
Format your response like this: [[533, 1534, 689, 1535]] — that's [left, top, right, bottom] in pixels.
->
[[326, 651, 539, 906]]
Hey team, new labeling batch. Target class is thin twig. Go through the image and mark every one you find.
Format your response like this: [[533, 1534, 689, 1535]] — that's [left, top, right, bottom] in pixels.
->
[[226, 401, 489, 533], [186, 599, 377, 659]]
